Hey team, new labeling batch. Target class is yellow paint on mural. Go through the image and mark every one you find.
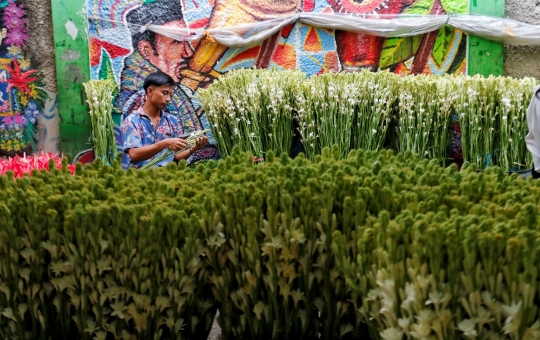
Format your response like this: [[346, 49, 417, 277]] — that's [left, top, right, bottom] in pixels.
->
[[186, 0, 302, 91]]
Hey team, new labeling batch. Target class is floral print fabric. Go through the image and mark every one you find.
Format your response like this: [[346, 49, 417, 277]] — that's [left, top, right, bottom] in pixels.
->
[[121, 107, 180, 169]]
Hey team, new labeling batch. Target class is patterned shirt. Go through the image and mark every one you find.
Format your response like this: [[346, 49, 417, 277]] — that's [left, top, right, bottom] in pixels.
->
[[121, 107, 180, 169]]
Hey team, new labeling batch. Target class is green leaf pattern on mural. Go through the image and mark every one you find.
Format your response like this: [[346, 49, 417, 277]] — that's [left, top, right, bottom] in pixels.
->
[[379, 35, 423, 69], [440, 0, 468, 14], [403, 0, 435, 15], [98, 51, 118, 97], [378, 0, 435, 69], [432, 25, 454, 67], [99, 51, 114, 81]]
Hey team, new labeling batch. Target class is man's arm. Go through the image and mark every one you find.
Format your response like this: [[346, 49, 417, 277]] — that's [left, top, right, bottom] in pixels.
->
[[174, 148, 193, 162], [128, 138, 188, 162]]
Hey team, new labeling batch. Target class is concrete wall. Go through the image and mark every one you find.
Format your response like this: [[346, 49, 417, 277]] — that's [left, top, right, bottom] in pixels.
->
[[505, 1, 540, 79], [21, 0, 59, 154]]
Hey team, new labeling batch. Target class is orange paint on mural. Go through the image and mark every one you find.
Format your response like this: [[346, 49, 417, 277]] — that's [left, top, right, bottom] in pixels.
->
[[324, 51, 340, 73], [222, 46, 262, 68], [422, 62, 431, 75], [456, 59, 467, 75], [394, 63, 411, 76], [304, 28, 322, 52], [89, 41, 101, 67], [272, 44, 296, 69]]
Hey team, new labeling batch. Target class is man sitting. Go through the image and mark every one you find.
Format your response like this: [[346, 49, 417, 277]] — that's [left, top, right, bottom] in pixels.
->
[[121, 72, 208, 169]]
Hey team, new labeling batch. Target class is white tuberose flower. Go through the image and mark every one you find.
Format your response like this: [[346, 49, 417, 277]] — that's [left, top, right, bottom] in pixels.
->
[[458, 319, 478, 338], [380, 327, 403, 340]]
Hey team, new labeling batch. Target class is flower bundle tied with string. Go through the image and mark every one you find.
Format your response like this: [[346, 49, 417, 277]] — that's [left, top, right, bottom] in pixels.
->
[[140, 129, 211, 170], [83, 79, 117, 165]]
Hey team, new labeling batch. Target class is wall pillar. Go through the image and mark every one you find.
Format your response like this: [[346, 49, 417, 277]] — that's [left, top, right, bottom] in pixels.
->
[[51, 0, 92, 160], [468, 0, 505, 76]]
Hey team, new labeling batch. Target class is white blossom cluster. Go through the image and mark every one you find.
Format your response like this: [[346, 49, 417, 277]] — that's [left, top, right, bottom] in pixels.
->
[[199, 69, 538, 170], [198, 69, 304, 158], [455, 75, 537, 171]]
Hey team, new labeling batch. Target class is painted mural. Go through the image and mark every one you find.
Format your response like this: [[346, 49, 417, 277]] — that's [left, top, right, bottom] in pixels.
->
[[0, 0, 48, 157], [87, 0, 467, 163]]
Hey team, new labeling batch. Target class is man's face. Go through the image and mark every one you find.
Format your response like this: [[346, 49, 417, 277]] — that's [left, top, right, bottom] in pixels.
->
[[139, 20, 194, 82], [147, 84, 173, 110]]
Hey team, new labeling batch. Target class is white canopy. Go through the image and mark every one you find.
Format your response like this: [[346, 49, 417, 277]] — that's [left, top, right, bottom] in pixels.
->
[[140, 13, 540, 48]]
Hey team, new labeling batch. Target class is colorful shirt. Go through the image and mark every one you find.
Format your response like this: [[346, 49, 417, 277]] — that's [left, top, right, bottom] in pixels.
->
[[121, 107, 180, 169]]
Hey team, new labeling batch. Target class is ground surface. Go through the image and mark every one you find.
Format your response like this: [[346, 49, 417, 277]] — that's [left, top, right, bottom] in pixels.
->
[[208, 312, 222, 340]]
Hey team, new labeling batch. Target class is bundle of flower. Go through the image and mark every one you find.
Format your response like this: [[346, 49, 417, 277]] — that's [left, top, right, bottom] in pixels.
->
[[0, 152, 75, 177], [0, 157, 217, 340], [333, 159, 540, 340], [199, 69, 538, 172], [199, 69, 262, 157], [299, 73, 357, 159], [351, 70, 399, 153], [199, 147, 368, 340], [198, 68, 305, 158], [455, 76, 500, 169], [496, 76, 537, 171], [83, 79, 117, 165], [6, 146, 540, 339], [395, 75, 455, 164], [284, 69, 400, 160]]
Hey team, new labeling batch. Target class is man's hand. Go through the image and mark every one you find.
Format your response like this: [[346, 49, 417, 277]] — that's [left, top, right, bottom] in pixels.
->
[[164, 138, 188, 152], [192, 136, 209, 152]]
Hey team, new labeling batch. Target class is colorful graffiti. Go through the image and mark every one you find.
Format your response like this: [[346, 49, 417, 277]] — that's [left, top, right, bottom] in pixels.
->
[[0, 0, 48, 157], [329, 0, 467, 74], [87, 0, 467, 163]]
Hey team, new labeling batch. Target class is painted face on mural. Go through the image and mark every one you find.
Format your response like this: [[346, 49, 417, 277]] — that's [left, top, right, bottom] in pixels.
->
[[327, 0, 414, 15], [138, 21, 194, 83], [146, 84, 173, 110], [237, 0, 300, 18]]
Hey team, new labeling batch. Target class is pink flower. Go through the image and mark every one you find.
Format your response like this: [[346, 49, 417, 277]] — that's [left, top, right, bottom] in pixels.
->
[[2, 116, 12, 125], [13, 115, 25, 124], [0, 152, 76, 178], [3, 0, 28, 47], [5, 27, 28, 47], [4, 1, 25, 20], [5, 15, 23, 28]]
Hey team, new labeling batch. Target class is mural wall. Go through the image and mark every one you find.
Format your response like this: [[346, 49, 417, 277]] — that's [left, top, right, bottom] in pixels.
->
[[87, 0, 467, 162], [0, 0, 49, 157]]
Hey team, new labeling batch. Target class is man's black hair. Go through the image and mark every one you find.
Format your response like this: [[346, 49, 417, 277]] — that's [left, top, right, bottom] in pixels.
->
[[144, 72, 175, 93], [126, 1, 184, 51]]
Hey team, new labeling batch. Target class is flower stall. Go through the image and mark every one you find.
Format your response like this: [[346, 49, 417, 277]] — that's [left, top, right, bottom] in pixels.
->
[[198, 69, 538, 172]]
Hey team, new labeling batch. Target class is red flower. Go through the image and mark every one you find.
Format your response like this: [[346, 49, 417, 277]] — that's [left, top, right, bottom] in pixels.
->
[[0, 153, 75, 178], [4, 59, 38, 95]]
